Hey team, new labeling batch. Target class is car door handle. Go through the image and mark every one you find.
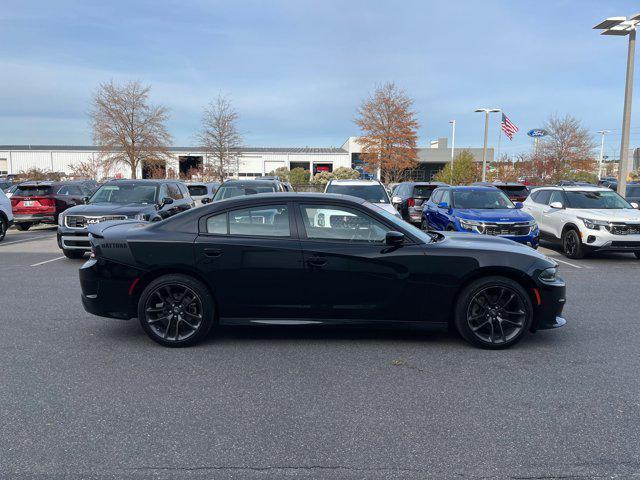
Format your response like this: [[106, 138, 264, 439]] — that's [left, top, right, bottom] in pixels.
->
[[306, 256, 327, 267], [203, 248, 222, 257]]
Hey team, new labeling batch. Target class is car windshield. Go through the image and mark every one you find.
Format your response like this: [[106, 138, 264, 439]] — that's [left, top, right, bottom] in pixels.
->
[[213, 185, 276, 200], [565, 190, 632, 209], [452, 190, 515, 209], [89, 184, 158, 204], [15, 185, 52, 196], [188, 185, 208, 196], [325, 184, 390, 203], [368, 203, 439, 244]]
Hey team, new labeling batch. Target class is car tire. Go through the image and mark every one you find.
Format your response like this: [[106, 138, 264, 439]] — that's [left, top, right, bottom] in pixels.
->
[[446, 224, 456, 231], [634, 251, 640, 259], [454, 276, 533, 349], [63, 249, 85, 259], [15, 223, 31, 231], [562, 228, 585, 259], [138, 274, 214, 348], [0, 217, 6, 242]]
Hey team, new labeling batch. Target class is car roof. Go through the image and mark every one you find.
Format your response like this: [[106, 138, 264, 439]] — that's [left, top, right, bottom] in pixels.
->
[[327, 179, 382, 185], [444, 185, 498, 191], [530, 185, 611, 192], [103, 179, 166, 185], [399, 181, 448, 186], [209, 191, 366, 207], [221, 179, 280, 186]]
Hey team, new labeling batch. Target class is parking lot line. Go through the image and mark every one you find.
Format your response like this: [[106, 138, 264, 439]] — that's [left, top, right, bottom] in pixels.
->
[[0, 234, 56, 246], [30, 256, 65, 267], [552, 257, 583, 269]]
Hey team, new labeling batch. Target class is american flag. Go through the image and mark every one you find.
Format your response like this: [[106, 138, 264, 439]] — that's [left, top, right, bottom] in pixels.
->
[[501, 113, 519, 140]]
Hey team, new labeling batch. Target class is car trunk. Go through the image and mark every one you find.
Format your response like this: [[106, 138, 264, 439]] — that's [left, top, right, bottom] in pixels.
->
[[11, 186, 56, 215], [411, 186, 437, 206]]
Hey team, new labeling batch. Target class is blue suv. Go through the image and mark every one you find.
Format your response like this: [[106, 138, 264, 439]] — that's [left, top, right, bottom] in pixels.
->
[[422, 186, 539, 248]]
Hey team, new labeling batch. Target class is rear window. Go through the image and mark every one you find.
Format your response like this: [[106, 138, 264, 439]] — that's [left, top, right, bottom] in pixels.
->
[[15, 185, 52, 196], [188, 185, 208, 196], [497, 185, 528, 197], [413, 186, 436, 198]]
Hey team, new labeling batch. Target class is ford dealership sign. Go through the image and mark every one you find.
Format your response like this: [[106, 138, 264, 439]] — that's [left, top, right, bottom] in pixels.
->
[[527, 129, 548, 138]]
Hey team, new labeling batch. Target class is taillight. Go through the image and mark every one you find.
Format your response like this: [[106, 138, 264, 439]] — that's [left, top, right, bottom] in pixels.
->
[[38, 198, 55, 206], [10, 198, 18, 207], [407, 198, 415, 207]]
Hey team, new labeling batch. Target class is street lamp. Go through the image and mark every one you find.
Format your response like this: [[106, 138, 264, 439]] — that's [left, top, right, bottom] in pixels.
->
[[475, 108, 500, 181], [594, 13, 640, 196], [596, 130, 611, 178], [449, 120, 456, 183]]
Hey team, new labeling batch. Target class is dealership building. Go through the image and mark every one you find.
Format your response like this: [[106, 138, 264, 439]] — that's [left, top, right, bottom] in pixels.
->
[[0, 137, 493, 180]]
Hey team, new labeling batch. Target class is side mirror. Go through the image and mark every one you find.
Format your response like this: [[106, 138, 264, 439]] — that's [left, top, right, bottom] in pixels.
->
[[631, 202, 639, 209], [201, 197, 212, 205], [159, 197, 174, 208], [437, 202, 449, 209], [385, 231, 405, 246], [514, 202, 523, 209], [549, 201, 563, 209], [391, 196, 402, 205], [83, 196, 90, 204]]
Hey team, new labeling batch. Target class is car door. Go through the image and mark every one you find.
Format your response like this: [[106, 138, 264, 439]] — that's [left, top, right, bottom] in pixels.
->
[[435, 190, 452, 230], [425, 189, 441, 228], [194, 202, 305, 320], [295, 202, 425, 322], [541, 190, 567, 239]]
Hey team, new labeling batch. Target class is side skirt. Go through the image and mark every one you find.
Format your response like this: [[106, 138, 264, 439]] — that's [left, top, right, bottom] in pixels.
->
[[219, 317, 449, 330]]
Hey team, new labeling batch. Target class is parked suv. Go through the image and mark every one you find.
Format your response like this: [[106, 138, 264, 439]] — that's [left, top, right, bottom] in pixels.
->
[[212, 179, 287, 201], [185, 182, 221, 207], [523, 186, 640, 259], [423, 186, 539, 248], [57, 179, 194, 259], [10, 181, 88, 230], [0, 188, 13, 241], [391, 181, 447, 225], [324, 179, 401, 217]]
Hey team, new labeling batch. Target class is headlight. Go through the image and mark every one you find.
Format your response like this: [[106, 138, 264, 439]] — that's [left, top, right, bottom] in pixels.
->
[[539, 267, 557, 283], [459, 219, 482, 231], [579, 218, 609, 230], [58, 214, 65, 227]]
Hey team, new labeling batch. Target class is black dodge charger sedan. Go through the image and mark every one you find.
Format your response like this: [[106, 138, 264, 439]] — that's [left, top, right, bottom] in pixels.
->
[[80, 193, 566, 349]]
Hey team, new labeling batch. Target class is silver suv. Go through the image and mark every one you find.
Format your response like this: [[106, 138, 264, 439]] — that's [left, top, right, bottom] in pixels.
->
[[523, 186, 640, 259], [0, 188, 14, 242]]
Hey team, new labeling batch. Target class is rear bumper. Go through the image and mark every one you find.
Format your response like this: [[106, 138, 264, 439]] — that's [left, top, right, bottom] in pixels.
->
[[79, 258, 140, 320], [14, 213, 56, 224]]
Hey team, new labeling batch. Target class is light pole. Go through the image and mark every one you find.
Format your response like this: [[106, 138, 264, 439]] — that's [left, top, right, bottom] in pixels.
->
[[594, 14, 640, 196], [475, 108, 500, 181], [449, 120, 456, 183], [596, 130, 611, 178]]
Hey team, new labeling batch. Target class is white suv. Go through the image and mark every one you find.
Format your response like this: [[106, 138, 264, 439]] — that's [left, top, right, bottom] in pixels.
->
[[522, 186, 640, 259], [0, 188, 14, 242], [324, 179, 401, 218]]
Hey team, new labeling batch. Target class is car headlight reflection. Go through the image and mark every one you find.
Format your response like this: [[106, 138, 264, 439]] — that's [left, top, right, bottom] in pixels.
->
[[459, 219, 482, 232], [539, 267, 558, 283], [579, 217, 609, 230]]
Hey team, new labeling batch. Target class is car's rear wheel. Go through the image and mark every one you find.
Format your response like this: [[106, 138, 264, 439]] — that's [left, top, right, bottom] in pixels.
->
[[455, 276, 532, 349], [138, 274, 214, 347], [562, 228, 584, 259], [0, 217, 6, 242], [63, 249, 85, 259], [15, 223, 31, 231]]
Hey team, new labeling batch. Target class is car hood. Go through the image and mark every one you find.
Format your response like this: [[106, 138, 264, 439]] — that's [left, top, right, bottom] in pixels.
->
[[63, 203, 155, 217], [454, 208, 534, 222], [570, 208, 640, 223]]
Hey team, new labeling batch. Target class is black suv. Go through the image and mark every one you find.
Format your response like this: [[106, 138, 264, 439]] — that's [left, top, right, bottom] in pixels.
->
[[391, 181, 448, 224], [57, 179, 194, 258]]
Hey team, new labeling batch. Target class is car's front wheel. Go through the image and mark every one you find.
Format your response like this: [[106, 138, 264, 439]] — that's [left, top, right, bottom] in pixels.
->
[[138, 274, 214, 347], [63, 249, 85, 259], [455, 276, 533, 349], [0, 217, 7, 241], [15, 223, 31, 231], [562, 228, 585, 259]]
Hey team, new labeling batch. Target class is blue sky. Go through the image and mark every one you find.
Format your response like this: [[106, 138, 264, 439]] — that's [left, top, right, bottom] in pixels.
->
[[0, 0, 638, 157]]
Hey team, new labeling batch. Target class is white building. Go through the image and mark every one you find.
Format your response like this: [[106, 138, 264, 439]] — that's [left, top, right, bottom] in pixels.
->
[[0, 138, 493, 180]]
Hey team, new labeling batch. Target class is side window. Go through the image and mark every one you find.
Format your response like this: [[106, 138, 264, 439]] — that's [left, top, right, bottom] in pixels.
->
[[206, 213, 227, 234], [300, 204, 389, 243], [167, 183, 182, 199], [159, 184, 169, 200], [229, 205, 290, 237], [430, 190, 442, 204], [177, 183, 189, 198], [535, 190, 551, 205], [441, 190, 451, 206], [548, 191, 564, 205]]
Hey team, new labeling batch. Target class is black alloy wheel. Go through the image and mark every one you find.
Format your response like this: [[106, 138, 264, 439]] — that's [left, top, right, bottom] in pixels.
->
[[562, 229, 584, 259], [138, 274, 214, 347], [0, 218, 6, 241], [455, 276, 532, 349]]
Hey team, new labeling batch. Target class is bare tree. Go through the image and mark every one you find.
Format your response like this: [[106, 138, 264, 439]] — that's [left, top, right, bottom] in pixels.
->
[[90, 81, 172, 179], [196, 94, 243, 182], [355, 82, 420, 183], [68, 155, 107, 180]]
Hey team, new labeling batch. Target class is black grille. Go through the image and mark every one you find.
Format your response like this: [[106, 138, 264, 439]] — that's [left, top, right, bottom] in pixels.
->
[[610, 241, 640, 248], [606, 224, 640, 235], [480, 223, 531, 236], [65, 215, 127, 229]]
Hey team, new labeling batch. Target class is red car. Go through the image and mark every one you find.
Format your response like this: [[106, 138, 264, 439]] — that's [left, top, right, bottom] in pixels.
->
[[10, 181, 89, 231]]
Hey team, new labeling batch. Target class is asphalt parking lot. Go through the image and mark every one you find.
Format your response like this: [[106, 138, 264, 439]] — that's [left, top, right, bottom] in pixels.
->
[[1, 226, 640, 479]]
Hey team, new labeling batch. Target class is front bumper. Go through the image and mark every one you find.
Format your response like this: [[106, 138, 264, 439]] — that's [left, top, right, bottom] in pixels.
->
[[579, 227, 640, 251], [57, 227, 91, 251], [532, 277, 566, 331]]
